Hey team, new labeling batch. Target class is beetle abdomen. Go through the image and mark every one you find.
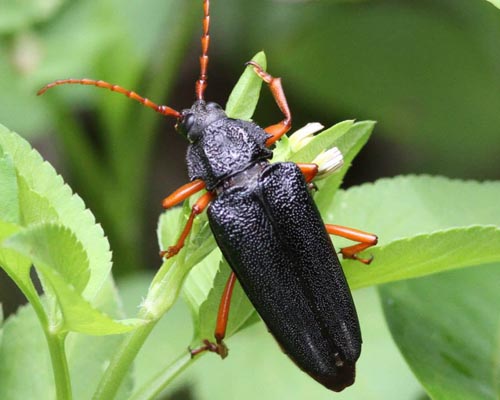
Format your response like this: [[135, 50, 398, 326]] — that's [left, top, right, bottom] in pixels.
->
[[208, 162, 361, 391]]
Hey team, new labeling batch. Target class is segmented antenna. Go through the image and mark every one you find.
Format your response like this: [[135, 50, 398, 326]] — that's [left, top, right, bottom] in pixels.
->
[[37, 79, 181, 118], [195, 0, 210, 100]]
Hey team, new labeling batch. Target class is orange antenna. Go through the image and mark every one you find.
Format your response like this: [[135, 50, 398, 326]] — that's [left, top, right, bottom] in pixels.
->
[[195, 0, 210, 100], [37, 79, 181, 118]]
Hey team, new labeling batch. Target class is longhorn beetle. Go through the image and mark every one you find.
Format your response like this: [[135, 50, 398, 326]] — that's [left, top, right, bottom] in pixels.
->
[[38, 0, 378, 392]]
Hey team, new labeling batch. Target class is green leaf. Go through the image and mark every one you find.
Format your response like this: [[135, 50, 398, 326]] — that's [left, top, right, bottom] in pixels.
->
[[157, 206, 183, 256], [289, 119, 354, 164], [225, 51, 266, 120], [40, 265, 142, 335], [325, 176, 500, 245], [380, 264, 500, 400], [3, 223, 143, 334], [484, 0, 500, 10], [0, 220, 34, 300], [4, 223, 135, 333], [0, 124, 112, 302], [0, 126, 142, 335], [0, 304, 53, 400], [0, 154, 20, 224], [4, 223, 90, 294], [18, 176, 59, 225], [314, 120, 375, 208], [345, 226, 500, 289], [324, 175, 500, 287], [182, 249, 222, 329]]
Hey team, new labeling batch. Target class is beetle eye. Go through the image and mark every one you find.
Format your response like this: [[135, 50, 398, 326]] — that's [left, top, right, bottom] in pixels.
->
[[183, 113, 195, 132], [206, 102, 222, 110], [177, 113, 196, 138]]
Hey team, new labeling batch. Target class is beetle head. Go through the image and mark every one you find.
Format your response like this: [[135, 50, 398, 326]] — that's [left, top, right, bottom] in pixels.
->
[[176, 100, 227, 143]]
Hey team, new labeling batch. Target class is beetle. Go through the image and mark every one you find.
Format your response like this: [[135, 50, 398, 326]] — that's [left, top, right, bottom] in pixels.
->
[[38, 0, 377, 392]]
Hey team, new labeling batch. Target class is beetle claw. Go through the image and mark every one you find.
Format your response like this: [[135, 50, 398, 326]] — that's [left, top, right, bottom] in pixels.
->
[[339, 249, 373, 265], [354, 254, 374, 265], [189, 339, 229, 359], [159, 246, 180, 259]]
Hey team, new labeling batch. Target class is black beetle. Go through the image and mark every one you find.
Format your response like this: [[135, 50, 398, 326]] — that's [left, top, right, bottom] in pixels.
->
[[38, 0, 377, 392]]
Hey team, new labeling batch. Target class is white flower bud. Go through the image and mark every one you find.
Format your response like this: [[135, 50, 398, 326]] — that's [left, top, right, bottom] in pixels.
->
[[312, 147, 344, 178], [289, 122, 324, 152]]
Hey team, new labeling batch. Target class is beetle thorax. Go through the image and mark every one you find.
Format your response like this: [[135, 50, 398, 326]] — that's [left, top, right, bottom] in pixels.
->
[[182, 101, 272, 190]]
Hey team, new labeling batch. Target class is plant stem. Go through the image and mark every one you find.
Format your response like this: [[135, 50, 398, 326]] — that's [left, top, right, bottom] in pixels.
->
[[46, 333, 73, 400], [25, 289, 72, 400], [92, 321, 156, 400], [129, 351, 196, 400]]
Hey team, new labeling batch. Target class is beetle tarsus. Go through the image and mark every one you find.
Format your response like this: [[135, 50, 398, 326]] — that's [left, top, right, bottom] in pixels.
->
[[340, 250, 374, 265], [159, 246, 181, 259], [189, 339, 229, 359]]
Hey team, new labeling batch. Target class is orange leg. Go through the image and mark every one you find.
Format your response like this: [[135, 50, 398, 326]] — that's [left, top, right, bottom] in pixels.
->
[[162, 179, 206, 209], [297, 163, 319, 183], [160, 191, 214, 259], [325, 224, 378, 265], [190, 272, 237, 359], [246, 61, 292, 146]]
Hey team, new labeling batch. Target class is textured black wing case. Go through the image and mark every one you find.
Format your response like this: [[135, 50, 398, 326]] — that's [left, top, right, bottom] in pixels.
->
[[208, 162, 361, 391]]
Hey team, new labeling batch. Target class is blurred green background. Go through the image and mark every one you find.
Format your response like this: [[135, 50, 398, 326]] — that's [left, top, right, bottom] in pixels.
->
[[1, 0, 499, 398]]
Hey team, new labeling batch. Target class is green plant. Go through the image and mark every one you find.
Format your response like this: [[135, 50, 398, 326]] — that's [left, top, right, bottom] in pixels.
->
[[1, 52, 499, 399]]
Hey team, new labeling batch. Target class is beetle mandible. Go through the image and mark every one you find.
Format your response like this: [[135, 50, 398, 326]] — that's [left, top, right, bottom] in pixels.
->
[[38, 0, 378, 392]]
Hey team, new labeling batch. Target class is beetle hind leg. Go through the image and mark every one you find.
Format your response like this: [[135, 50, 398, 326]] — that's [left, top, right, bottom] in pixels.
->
[[190, 272, 237, 360], [325, 224, 378, 265]]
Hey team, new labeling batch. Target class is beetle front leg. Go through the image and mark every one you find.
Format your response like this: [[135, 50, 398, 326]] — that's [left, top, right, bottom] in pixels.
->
[[160, 190, 214, 259], [246, 61, 292, 146], [190, 272, 237, 359], [325, 224, 378, 264], [161, 179, 206, 209]]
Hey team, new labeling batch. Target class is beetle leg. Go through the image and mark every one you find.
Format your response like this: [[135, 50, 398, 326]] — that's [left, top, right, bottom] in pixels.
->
[[325, 224, 378, 265], [245, 61, 292, 146], [296, 163, 319, 183], [190, 272, 237, 359], [213, 271, 237, 354], [161, 179, 206, 209], [160, 191, 214, 259]]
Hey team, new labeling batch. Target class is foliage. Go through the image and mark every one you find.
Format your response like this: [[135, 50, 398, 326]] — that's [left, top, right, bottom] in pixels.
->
[[1, 53, 500, 399]]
